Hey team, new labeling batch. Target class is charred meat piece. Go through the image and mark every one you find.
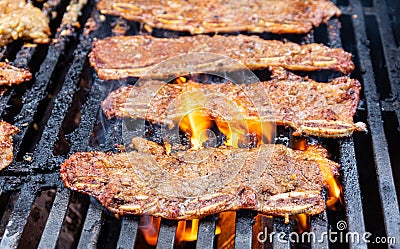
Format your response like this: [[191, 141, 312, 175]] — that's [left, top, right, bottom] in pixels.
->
[[96, 0, 340, 35], [0, 0, 51, 47], [0, 62, 32, 86], [89, 35, 354, 80], [0, 121, 19, 171], [102, 77, 366, 138], [61, 137, 339, 219]]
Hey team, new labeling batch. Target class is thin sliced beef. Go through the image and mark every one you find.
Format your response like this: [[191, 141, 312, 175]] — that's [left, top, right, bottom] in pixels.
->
[[102, 77, 366, 138], [96, 0, 340, 34], [89, 35, 354, 80], [61, 137, 339, 219]]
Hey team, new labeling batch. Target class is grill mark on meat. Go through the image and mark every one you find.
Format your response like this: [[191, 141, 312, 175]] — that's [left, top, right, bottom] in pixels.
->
[[101, 77, 366, 138], [0, 0, 51, 47], [89, 35, 354, 80], [0, 62, 32, 87], [0, 121, 19, 171], [96, 0, 340, 34], [60, 137, 339, 219]]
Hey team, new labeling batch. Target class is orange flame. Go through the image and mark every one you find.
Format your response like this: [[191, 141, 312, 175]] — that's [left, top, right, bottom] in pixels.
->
[[215, 223, 221, 235], [294, 214, 309, 233], [140, 216, 161, 246], [175, 76, 187, 84], [176, 219, 199, 243], [325, 177, 343, 210], [179, 92, 212, 150], [305, 145, 343, 210], [216, 119, 274, 148]]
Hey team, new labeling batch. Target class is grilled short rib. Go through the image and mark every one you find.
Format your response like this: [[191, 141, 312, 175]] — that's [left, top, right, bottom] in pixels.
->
[[102, 77, 366, 138], [61, 137, 339, 219], [96, 0, 340, 35], [0, 0, 50, 47], [89, 35, 354, 80], [0, 62, 32, 86], [0, 121, 19, 171]]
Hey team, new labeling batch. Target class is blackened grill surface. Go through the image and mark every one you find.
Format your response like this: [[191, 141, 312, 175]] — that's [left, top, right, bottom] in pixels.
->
[[0, 0, 399, 248]]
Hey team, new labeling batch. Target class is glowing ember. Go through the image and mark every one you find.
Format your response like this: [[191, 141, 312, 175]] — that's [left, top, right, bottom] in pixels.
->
[[176, 219, 199, 243]]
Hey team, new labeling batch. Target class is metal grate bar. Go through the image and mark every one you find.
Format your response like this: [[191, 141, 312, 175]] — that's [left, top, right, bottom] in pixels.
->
[[374, 1, 400, 125], [234, 210, 256, 249], [116, 216, 139, 249], [338, 139, 367, 248], [380, 100, 399, 112], [156, 219, 177, 249], [349, 0, 400, 243], [310, 213, 329, 249], [196, 216, 217, 249], [68, 76, 105, 153], [0, 186, 36, 248], [327, 3, 368, 247], [272, 218, 291, 249], [77, 198, 103, 249], [31, 14, 98, 172], [37, 188, 70, 249]]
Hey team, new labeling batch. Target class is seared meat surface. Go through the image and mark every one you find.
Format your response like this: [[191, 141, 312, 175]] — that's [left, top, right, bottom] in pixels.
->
[[89, 35, 354, 80], [96, 0, 340, 34], [0, 62, 32, 86], [61, 137, 339, 219], [0, 121, 19, 171], [102, 77, 366, 138], [0, 0, 50, 47]]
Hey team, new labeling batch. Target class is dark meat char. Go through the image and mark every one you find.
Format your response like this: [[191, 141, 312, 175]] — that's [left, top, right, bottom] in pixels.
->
[[96, 0, 340, 34], [0, 62, 32, 86], [0, 121, 19, 171], [102, 77, 366, 138], [61, 137, 339, 219], [89, 35, 354, 80]]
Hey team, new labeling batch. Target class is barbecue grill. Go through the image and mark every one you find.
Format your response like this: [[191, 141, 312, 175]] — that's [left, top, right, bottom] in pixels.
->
[[0, 0, 399, 248]]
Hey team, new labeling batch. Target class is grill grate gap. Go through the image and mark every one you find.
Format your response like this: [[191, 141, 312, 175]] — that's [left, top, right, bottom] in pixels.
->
[[313, 24, 329, 46], [326, 207, 349, 249], [18, 189, 57, 249], [364, 15, 392, 100], [0, 192, 19, 241], [339, 14, 366, 103], [96, 213, 121, 249], [55, 192, 90, 249], [337, 0, 349, 6], [47, 0, 73, 36], [353, 110, 387, 247], [382, 111, 400, 211], [0, 41, 24, 63], [361, 0, 373, 7]]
